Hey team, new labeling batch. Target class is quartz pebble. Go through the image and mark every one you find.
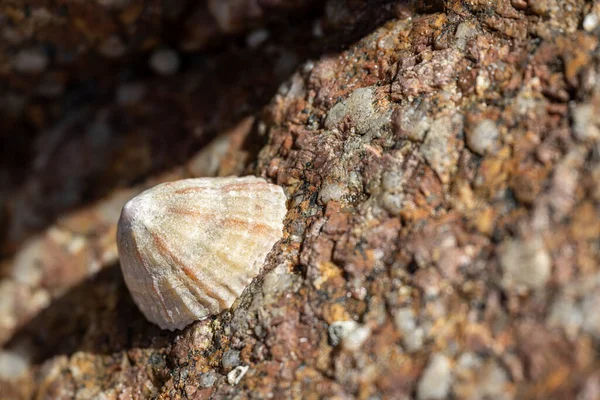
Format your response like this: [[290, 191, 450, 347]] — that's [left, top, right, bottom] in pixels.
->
[[13, 49, 49, 73], [149, 49, 181, 76]]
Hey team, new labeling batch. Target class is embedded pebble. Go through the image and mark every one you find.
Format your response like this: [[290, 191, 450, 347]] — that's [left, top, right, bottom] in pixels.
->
[[12, 236, 45, 287], [584, 10, 600, 32], [328, 320, 359, 347], [199, 370, 218, 388], [454, 21, 478, 50], [221, 349, 241, 369], [466, 118, 499, 155], [328, 320, 371, 351], [571, 103, 600, 141], [393, 104, 431, 142], [246, 29, 269, 48], [342, 325, 371, 352], [582, 291, 600, 338], [318, 182, 347, 204], [394, 308, 424, 352], [324, 87, 389, 135], [547, 298, 583, 339], [499, 237, 551, 292], [417, 353, 452, 400], [0, 348, 30, 380], [12, 49, 49, 73], [149, 49, 181, 76], [420, 114, 462, 184], [454, 354, 511, 400]]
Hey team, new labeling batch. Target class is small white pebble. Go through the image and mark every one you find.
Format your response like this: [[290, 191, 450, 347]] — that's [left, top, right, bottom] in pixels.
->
[[467, 118, 499, 155], [12, 236, 44, 287], [328, 320, 372, 351], [571, 103, 600, 141], [584, 12, 600, 32], [149, 48, 180, 76], [328, 320, 358, 346], [246, 29, 269, 48], [500, 237, 551, 293], [227, 365, 249, 385], [342, 325, 371, 352], [417, 353, 452, 400], [0, 348, 30, 380], [13, 49, 48, 73], [318, 182, 347, 204], [475, 71, 491, 96], [394, 308, 424, 352]]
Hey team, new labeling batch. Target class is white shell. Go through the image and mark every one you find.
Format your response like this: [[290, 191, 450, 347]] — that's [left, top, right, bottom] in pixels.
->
[[117, 176, 287, 330]]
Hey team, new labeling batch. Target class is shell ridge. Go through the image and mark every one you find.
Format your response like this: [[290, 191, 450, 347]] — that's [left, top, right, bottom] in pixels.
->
[[150, 234, 221, 311], [127, 225, 176, 327], [152, 232, 238, 314]]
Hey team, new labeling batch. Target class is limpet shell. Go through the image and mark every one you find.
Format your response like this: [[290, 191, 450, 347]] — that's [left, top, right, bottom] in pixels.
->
[[117, 176, 287, 330]]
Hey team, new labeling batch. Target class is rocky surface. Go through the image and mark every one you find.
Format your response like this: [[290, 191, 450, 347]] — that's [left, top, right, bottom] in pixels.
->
[[2, 0, 600, 399]]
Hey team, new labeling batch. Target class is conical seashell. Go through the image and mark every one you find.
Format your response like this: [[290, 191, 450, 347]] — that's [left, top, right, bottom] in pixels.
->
[[117, 176, 287, 330]]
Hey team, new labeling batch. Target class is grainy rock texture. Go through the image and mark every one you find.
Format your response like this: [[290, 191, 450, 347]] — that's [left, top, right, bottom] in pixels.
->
[[2, 0, 600, 399]]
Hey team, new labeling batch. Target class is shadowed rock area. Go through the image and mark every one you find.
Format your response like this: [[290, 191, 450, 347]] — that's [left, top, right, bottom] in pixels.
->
[[2, 0, 600, 398]]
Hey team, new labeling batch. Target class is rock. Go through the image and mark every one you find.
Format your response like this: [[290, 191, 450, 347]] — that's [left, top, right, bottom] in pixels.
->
[[12, 49, 49, 73], [328, 320, 358, 347], [420, 114, 463, 184], [341, 324, 371, 352], [582, 290, 600, 339], [221, 349, 241, 370], [319, 182, 347, 204], [499, 237, 552, 293], [199, 370, 218, 388], [0, 348, 30, 380], [149, 49, 180, 76], [548, 297, 583, 339], [454, 354, 512, 400], [246, 29, 269, 48], [466, 118, 499, 155], [12, 236, 45, 287], [584, 5, 600, 32], [417, 353, 452, 400], [394, 308, 424, 352], [328, 320, 371, 351], [571, 103, 600, 141], [324, 87, 390, 135]]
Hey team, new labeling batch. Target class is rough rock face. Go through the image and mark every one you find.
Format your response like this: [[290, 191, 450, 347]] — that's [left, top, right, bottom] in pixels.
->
[[2, 0, 600, 399]]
